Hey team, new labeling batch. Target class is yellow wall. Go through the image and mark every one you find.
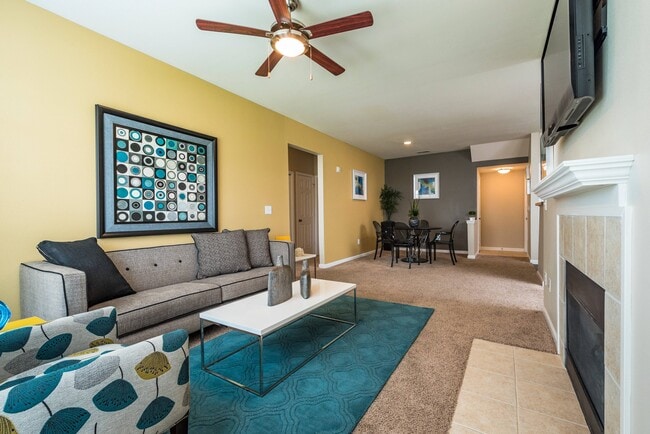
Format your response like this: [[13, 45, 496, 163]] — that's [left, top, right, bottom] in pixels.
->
[[0, 0, 384, 318]]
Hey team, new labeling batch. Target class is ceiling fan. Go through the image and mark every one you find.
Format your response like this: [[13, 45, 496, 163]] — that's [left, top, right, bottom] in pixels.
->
[[196, 0, 373, 77]]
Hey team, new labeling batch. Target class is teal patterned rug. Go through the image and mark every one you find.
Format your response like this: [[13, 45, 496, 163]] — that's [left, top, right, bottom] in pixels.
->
[[188, 297, 433, 434]]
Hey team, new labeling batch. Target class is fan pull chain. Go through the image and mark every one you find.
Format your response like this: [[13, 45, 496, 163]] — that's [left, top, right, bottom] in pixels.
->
[[309, 46, 313, 81]]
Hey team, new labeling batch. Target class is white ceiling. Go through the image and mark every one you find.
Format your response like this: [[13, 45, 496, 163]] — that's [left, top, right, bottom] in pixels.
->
[[27, 0, 555, 160]]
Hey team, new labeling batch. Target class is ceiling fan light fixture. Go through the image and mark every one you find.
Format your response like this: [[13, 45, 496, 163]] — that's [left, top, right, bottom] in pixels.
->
[[271, 29, 307, 57], [497, 167, 512, 175]]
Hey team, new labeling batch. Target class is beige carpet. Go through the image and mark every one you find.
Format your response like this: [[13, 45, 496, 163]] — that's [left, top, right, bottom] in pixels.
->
[[316, 252, 556, 434], [192, 252, 555, 433]]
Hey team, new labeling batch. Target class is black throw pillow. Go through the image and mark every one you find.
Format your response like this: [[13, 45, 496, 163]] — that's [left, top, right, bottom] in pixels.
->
[[37, 237, 135, 306]]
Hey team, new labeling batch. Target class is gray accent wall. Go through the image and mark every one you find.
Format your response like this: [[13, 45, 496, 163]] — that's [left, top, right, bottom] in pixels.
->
[[385, 150, 528, 251]]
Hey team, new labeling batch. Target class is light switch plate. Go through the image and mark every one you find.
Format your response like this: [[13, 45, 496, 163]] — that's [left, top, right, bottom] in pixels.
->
[[264, 205, 272, 215]]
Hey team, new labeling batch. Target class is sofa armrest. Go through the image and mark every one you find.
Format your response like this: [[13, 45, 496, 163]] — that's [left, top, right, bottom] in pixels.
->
[[0, 329, 189, 433], [20, 261, 88, 319], [270, 240, 295, 275]]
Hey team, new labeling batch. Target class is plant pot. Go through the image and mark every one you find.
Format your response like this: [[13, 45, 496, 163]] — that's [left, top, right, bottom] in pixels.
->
[[408, 217, 420, 228]]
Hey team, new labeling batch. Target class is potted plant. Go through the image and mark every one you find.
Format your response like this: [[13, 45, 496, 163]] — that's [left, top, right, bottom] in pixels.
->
[[408, 199, 420, 227], [379, 185, 402, 221], [468, 210, 476, 221]]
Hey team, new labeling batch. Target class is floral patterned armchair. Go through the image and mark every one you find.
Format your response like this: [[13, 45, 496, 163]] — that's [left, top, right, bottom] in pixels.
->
[[0, 307, 189, 433]]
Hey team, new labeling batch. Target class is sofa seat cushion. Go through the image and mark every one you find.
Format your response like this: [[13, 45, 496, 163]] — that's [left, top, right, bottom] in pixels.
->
[[201, 267, 273, 302], [93, 282, 222, 337], [0, 343, 125, 390]]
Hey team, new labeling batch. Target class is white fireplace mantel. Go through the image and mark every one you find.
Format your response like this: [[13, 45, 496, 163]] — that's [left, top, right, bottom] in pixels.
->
[[533, 155, 634, 200]]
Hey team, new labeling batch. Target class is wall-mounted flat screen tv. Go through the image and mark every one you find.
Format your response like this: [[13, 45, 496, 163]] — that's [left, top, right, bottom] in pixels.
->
[[541, 0, 596, 147]]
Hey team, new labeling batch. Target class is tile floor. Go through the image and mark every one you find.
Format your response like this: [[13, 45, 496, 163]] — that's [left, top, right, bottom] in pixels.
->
[[450, 339, 589, 433]]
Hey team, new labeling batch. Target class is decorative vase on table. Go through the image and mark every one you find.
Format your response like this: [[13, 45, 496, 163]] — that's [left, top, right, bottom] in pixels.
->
[[268, 256, 293, 306], [300, 259, 311, 299], [408, 199, 420, 228]]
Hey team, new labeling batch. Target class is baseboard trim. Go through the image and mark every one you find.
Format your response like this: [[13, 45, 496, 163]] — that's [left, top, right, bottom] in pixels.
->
[[530, 259, 539, 265], [320, 248, 469, 269], [480, 247, 527, 253], [543, 305, 560, 354], [319, 250, 374, 269]]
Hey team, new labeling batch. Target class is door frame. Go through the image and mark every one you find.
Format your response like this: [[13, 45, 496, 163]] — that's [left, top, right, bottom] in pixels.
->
[[477, 163, 529, 253], [287, 145, 322, 261], [293, 170, 318, 255], [317, 155, 324, 262]]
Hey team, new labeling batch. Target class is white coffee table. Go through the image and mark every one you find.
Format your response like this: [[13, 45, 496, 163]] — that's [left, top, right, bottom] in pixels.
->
[[200, 278, 357, 396]]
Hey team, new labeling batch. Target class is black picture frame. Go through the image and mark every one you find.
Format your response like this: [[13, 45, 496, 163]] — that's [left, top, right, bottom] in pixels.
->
[[96, 105, 217, 237]]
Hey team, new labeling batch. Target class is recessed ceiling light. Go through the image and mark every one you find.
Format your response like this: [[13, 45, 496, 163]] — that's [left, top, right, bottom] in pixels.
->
[[497, 167, 512, 174], [403, 140, 412, 146]]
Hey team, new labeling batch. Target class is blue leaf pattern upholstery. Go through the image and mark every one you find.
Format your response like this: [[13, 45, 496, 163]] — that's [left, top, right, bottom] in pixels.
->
[[3, 372, 63, 413], [0, 307, 188, 432], [85, 310, 117, 337], [93, 379, 138, 412], [136, 396, 175, 430], [35, 334, 72, 360], [0, 327, 31, 354], [42, 407, 90, 433]]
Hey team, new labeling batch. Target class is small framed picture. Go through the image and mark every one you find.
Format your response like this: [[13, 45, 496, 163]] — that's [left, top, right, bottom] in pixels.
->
[[352, 169, 367, 200], [413, 172, 440, 199]]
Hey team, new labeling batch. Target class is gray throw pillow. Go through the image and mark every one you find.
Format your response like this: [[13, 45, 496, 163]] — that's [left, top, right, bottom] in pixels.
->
[[192, 230, 252, 278], [37, 237, 135, 306], [245, 228, 273, 268]]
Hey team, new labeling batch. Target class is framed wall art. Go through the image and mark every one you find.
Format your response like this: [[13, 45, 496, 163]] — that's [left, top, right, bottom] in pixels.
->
[[352, 169, 367, 200], [413, 172, 440, 199], [96, 105, 217, 237]]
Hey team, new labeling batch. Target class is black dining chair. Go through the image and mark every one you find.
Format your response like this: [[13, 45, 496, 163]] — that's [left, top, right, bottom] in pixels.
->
[[395, 221, 420, 268], [373, 220, 383, 259], [380, 221, 417, 269], [428, 220, 459, 265]]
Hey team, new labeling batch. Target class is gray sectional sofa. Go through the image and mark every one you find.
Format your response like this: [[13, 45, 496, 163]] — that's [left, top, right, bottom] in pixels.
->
[[20, 238, 294, 344]]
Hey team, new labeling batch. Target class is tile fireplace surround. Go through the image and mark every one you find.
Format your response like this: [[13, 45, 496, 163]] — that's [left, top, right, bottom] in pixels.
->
[[534, 154, 634, 433], [561, 214, 619, 432]]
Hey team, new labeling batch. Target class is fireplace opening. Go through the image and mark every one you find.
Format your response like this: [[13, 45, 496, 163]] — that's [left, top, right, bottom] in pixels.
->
[[566, 261, 605, 433]]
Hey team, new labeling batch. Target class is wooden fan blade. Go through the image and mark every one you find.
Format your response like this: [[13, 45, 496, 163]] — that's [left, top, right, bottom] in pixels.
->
[[304, 11, 373, 39], [255, 51, 284, 77], [306, 46, 345, 76], [269, 0, 291, 25], [196, 19, 268, 37]]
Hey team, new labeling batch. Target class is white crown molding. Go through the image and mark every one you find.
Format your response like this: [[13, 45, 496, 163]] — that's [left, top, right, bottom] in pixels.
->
[[533, 155, 634, 200]]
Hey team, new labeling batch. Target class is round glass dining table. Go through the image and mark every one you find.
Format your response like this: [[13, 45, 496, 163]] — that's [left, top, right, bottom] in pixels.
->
[[399, 225, 441, 264]]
